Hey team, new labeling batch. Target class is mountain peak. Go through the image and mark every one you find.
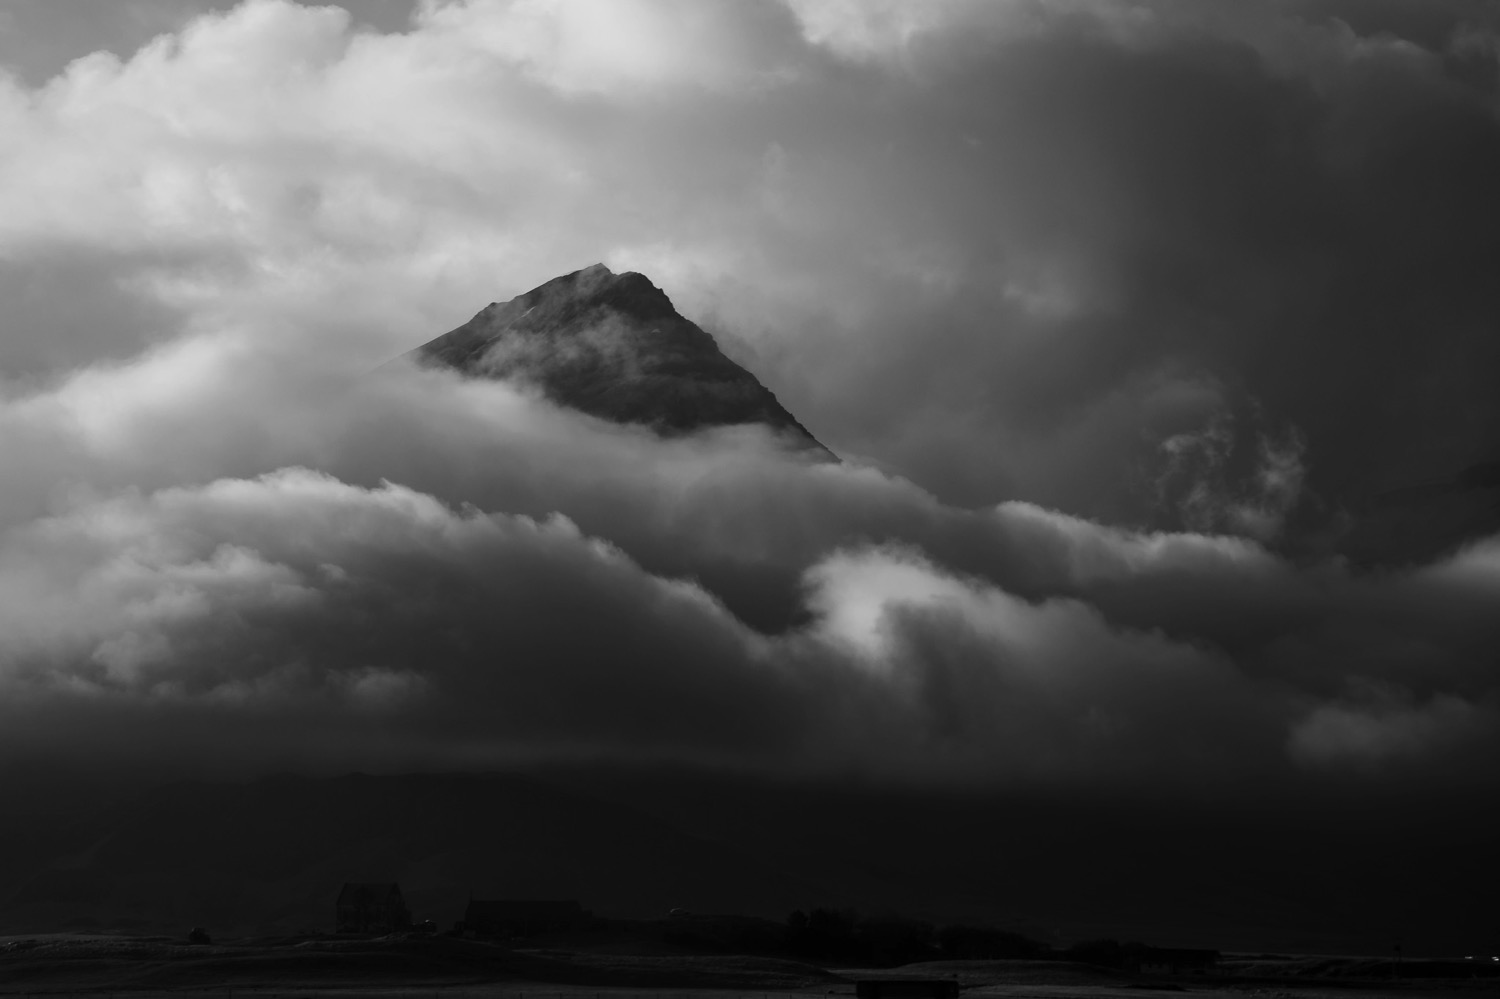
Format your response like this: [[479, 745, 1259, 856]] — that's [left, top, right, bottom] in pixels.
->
[[407, 266, 831, 455]]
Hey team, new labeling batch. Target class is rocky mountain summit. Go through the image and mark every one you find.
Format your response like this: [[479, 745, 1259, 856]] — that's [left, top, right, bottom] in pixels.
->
[[407, 264, 831, 456]]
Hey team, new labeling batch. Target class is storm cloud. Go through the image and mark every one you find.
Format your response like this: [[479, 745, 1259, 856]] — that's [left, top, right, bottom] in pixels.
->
[[0, 0, 1497, 796]]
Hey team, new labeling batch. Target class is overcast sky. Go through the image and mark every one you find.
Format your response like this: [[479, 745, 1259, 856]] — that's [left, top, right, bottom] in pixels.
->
[[0, 0, 1498, 842]]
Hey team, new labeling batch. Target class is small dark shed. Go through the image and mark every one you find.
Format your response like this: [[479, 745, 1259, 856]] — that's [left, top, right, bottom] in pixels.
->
[[336, 882, 410, 934], [463, 898, 587, 937], [856, 981, 960, 999]]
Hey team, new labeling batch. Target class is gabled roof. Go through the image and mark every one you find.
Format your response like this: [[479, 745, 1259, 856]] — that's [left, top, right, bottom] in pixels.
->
[[337, 882, 403, 905]]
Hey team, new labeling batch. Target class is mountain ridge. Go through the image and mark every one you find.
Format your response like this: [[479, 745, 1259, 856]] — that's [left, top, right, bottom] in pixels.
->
[[407, 264, 832, 457]]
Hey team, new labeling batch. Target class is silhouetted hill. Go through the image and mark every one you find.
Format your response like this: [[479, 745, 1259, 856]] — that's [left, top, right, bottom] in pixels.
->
[[0, 773, 826, 936], [1, 769, 1496, 957], [408, 264, 831, 455]]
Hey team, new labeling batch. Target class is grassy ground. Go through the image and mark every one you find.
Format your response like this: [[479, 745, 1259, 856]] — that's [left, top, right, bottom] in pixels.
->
[[0, 938, 1493, 999], [0, 978, 840, 996], [0, 935, 842, 994]]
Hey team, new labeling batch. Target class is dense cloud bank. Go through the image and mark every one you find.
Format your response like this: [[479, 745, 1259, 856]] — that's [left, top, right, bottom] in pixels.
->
[[0, 0, 1497, 790], [0, 342, 1495, 788]]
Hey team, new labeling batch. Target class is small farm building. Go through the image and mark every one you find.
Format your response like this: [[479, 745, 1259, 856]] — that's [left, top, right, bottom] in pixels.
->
[[335, 882, 410, 934]]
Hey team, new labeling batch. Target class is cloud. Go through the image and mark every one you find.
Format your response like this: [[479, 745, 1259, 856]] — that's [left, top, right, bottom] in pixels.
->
[[1288, 679, 1495, 770], [0, 336, 1492, 789], [0, 462, 1284, 784], [1154, 407, 1307, 542], [0, 0, 1496, 793], [0, 468, 792, 767], [3, 0, 1499, 547], [782, 0, 987, 61], [418, 0, 795, 95]]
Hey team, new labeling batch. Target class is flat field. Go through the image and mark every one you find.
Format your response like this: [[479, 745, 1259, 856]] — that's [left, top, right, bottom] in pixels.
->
[[0, 938, 1492, 999]]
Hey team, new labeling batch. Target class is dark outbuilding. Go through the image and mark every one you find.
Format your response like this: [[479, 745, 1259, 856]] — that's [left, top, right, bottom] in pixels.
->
[[335, 882, 410, 934]]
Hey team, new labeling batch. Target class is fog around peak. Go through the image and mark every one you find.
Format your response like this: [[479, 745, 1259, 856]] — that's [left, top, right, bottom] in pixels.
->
[[0, 0, 1496, 806]]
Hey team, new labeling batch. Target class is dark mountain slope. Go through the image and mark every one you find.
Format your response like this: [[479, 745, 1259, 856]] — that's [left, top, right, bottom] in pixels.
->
[[408, 263, 831, 455]]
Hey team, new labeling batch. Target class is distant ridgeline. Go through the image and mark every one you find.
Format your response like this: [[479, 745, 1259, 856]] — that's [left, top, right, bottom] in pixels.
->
[[461, 898, 589, 937], [406, 263, 833, 457]]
